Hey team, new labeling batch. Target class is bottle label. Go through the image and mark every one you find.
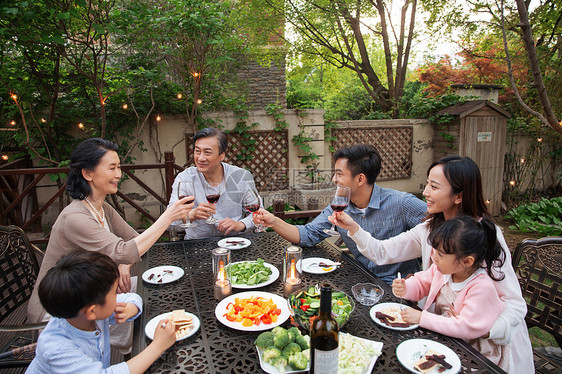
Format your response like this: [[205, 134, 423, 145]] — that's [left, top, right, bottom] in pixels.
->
[[313, 347, 339, 373]]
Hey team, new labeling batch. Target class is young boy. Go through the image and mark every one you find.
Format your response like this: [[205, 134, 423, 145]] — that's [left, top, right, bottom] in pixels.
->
[[26, 251, 177, 374]]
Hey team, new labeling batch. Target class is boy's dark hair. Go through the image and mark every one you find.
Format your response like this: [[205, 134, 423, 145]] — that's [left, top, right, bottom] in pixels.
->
[[66, 138, 119, 200], [425, 155, 491, 232], [38, 251, 119, 318], [193, 127, 228, 154], [333, 145, 382, 185], [428, 216, 505, 281]]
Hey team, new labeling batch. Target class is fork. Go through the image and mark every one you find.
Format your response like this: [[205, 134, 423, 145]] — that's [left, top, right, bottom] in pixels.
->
[[312, 262, 342, 268]]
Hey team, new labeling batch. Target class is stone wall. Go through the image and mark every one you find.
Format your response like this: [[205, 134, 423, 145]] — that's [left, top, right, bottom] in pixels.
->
[[237, 55, 287, 110]]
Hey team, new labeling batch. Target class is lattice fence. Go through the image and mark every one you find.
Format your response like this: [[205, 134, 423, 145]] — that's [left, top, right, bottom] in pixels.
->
[[185, 130, 289, 191], [332, 127, 413, 180]]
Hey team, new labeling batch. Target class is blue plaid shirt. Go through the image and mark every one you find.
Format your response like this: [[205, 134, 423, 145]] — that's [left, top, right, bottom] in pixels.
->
[[297, 184, 427, 284]]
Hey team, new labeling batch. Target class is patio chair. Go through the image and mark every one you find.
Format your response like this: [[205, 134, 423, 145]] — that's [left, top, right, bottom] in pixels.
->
[[512, 237, 562, 373], [0, 225, 47, 368]]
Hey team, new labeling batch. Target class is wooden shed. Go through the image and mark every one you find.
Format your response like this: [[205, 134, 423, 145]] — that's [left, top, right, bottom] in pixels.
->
[[434, 100, 510, 216]]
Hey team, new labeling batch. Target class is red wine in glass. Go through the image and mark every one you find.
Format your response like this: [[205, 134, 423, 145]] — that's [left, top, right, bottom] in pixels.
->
[[330, 203, 348, 212], [179, 195, 195, 204], [206, 194, 221, 204], [244, 203, 261, 213]]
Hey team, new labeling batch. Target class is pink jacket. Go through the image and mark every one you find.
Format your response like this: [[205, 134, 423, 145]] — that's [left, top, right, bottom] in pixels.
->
[[403, 264, 504, 340]]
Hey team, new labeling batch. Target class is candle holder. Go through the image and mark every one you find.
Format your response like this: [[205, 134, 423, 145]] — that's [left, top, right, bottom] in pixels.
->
[[283, 246, 302, 296], [212, 247, 231, 301]]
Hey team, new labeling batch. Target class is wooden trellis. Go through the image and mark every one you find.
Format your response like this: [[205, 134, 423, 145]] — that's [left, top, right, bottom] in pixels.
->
[[332, 127, 413, 180], [185, 130, 289, 191]]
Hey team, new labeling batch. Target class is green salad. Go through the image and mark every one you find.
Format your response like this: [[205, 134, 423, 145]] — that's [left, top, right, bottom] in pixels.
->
[[288, 285, 354, 329], [228, 259, 273, 286]]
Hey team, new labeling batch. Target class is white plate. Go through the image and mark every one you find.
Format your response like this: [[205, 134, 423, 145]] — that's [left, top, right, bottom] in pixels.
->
[[230, 262, 280, 289], [218, 237, 251, 249], [396, 338, 461, 374], [302, 257, 337, 274], [256, 345, 309, 374], [142, 265, 184, 284], [370, 302, 419, 331], [215, 291, 290, 331], [339, 333, 384, 374], [144, 311, 200, 341]]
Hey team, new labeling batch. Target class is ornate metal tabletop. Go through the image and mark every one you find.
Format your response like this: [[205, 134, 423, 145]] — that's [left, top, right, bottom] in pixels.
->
[[132, 232, 505, 373]]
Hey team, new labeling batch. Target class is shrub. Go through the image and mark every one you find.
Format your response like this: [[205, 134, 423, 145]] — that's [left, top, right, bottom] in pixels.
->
[[504, 197, 562, 236]]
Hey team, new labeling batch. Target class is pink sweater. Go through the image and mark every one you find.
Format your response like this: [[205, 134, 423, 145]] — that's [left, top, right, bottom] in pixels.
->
[[403, 264, 504, 340]]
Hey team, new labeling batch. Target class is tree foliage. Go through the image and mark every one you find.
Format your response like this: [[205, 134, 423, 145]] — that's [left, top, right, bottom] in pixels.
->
[[0, 0, 265, 165], [254, 0, 420, 117]]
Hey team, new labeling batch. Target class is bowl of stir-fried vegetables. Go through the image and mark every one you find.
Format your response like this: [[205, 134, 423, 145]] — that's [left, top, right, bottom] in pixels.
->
[[287, 284, 355, 331]]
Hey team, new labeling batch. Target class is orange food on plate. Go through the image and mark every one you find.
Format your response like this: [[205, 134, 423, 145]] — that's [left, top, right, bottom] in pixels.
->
[[223, 296, 281, 327]]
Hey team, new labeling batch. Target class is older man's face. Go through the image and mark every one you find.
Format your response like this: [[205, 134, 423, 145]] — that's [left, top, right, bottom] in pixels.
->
[[194, 136, 225, 175]]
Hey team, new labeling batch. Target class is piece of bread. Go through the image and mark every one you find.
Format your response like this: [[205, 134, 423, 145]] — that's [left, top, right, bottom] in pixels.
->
[[169, 309, 194, 339]]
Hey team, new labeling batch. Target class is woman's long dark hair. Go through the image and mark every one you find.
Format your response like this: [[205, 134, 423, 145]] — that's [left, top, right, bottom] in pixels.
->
[[428, 216, 505, 281], [426, 156, 490, 232], [66, 138, 119, 200]]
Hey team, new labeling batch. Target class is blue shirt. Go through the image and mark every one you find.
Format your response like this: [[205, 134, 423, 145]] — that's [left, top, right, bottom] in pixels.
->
[[26, 293, 142, 374], [297, 184, 427, 284]]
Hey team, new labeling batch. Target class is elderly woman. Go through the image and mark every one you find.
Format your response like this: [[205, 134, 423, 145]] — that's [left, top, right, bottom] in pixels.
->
[[28, 138, 193, 323]]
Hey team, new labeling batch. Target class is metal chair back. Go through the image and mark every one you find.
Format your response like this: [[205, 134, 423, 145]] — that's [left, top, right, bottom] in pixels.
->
[[0, 225, 44, 368], [512, 237, 562, 347]]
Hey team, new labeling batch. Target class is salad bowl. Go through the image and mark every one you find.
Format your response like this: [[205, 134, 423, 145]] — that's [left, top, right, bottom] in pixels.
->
[[287, 284, 354, 332]]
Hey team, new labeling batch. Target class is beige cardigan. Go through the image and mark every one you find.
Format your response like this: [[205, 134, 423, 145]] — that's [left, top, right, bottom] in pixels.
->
[[27, 199, 140, 323]]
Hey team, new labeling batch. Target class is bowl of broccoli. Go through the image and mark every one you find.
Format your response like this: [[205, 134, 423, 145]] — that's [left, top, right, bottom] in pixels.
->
[[287, 284, 355, 332], [255, 326, 310, 372]]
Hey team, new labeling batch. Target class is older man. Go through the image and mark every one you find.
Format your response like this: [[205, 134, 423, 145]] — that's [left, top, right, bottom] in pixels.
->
[[168, 128, 258, 239]]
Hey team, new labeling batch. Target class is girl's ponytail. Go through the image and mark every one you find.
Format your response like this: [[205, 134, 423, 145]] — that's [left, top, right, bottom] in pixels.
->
[[428, 216, 505, 281], [480, 218, 505, 281]]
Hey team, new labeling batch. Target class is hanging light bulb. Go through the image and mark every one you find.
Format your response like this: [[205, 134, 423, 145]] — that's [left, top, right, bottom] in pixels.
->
[[177, 93, 183, 99], [1, 154, 8, 161], [193, 72, 199, 78], [485, 200, 490, 204], [122, 104, 128, 110], [78, 122, 84, 129], [520, 158, 525, 164], [10, 120, 16, 126], [196, 99, 202, 104], [537, 137, 543, 142], [41, 118, 47, 123], [10, 94, 17, 100], [156, 115, 162, 122], [509, 180, 516, 186]]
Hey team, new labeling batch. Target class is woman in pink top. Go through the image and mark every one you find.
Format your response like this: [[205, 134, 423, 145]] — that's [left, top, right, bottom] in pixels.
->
[[329, 155, 533, 373], [393, 216, 509, 371]]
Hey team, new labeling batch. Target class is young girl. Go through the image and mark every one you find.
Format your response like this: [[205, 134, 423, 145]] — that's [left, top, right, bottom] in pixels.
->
[[392, 216, 509, 370], [329, 155, 533, 373]]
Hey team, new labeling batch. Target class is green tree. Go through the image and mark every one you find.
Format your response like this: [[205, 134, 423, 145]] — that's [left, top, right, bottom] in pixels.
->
[[252, 0, 420, 117]]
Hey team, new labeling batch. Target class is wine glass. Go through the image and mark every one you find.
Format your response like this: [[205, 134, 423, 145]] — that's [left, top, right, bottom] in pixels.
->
[[243, 188, 266, 232], [323, 185, 351, 236], [205, 183, 222, 224], [177, 181, 196, 228]]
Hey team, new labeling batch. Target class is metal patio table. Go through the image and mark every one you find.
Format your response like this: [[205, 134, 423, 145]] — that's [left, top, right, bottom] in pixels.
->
[[132, 232, 505, 373]]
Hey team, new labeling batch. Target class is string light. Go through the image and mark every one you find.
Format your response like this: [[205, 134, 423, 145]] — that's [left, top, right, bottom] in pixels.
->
[[10, 94, 17, 100], [10, 120, 16, 126], [537, 137, 543, 142], [1, 155, 8, 161], [193, 72, 200, 78], [520, 158, 525, 164], [196, 99, 202, 104], [156, 115, 162, 122], [509, 180, 516, 186], [177, 93, 183, 99], [485, 200, 490, 204], [122, 104, 128, 109], [41, 118, 46, 123], [78, 122, 84, 129]]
